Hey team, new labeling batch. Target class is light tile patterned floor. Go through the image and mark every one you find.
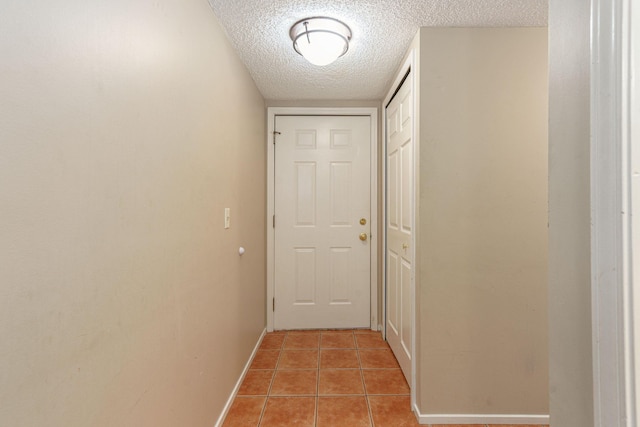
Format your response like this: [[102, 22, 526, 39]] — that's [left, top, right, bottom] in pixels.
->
[[222, 329, 548, 427]]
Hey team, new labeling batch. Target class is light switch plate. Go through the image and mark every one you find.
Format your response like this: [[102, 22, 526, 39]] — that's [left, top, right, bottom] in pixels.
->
[[224, 208, 230, 229]]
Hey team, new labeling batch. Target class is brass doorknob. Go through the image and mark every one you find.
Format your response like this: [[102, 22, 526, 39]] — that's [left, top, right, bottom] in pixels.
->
[[360, 218, 367, 225], [359, 233, 368, 241], [402, 243, 409, 249]]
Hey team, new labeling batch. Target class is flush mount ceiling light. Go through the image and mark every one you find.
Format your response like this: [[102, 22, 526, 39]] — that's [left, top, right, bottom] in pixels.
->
[[289, 17, 352, 66]]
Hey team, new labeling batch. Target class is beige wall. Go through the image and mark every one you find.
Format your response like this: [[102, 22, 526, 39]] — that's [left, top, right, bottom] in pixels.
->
[[548, 0, 594, 425], [0, 1, 265, 426], [415, 27, 549, 415]]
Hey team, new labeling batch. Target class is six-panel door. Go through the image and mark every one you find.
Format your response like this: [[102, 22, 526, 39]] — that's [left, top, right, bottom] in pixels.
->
[[274, 115, 371, 330]]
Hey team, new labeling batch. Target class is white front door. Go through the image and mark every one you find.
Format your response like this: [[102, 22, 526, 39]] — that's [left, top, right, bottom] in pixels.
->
[[385, 73, 414, 382], [274, 115, 371, 330]]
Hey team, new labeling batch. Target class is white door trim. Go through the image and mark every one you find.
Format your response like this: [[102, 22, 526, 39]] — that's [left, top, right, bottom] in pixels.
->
[[266, 107, 378, 332], [632, 0, 640, 420], [382, 50, 417, 413], [590, 0, 637, 425]]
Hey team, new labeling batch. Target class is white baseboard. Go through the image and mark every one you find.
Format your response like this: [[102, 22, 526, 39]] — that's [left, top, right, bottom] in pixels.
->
[[413, 403, 549, 425], [214, 328, 266, 427]]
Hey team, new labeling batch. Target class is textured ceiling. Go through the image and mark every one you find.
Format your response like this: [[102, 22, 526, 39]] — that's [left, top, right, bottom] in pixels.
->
[[207, 0, 547, 101]]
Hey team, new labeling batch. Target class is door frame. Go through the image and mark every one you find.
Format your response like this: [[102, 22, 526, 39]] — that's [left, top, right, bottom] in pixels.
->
[[590, 0, 638, 424], [382, 50, 417, 409], [266, 107, 379, 332]]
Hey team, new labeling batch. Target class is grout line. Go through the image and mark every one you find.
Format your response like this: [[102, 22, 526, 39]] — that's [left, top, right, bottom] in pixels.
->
[[256, 330, 286, 426], [356, 330, 376, 427], [315, 332, 321, 427]]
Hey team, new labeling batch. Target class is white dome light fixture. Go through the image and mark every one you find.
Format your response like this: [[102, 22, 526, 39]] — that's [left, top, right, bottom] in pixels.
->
[[289, 17, 352, 66]]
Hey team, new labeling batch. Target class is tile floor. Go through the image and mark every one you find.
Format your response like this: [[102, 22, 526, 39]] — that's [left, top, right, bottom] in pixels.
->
[[222, 329, 548, 427]]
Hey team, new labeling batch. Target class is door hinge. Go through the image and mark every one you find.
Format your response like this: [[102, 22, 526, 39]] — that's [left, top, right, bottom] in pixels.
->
[[273, 130, 281, 144], [272, 297, 275, 311], [273, 215, 275, 228]]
